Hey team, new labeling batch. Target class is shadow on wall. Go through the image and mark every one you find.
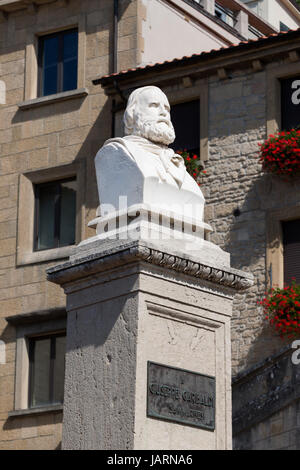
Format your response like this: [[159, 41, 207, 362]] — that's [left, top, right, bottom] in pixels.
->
[[12, 97, 112, 224], [3, 410, 63, 445], [9, 0, 133, 220], [223, 173, 300, 270], [221, 171, 300, 373], [0, 0, 133, 444]]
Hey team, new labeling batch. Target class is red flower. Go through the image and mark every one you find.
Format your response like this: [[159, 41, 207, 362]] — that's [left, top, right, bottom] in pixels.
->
[[258, 129, 300, 177], [260, 281, 300, 338], [176, 151, 206, 183]]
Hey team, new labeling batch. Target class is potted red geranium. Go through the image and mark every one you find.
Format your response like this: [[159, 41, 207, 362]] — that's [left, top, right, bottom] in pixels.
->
[[258, 129, 300, 177], [259, 281, 300, 338], [177, 150, 206, 185]]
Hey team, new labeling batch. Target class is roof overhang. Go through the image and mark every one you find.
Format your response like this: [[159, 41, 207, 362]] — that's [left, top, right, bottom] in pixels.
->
[[95, 29, 300, 96]]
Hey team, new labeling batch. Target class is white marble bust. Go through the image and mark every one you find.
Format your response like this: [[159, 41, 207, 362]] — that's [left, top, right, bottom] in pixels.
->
[[94, 86, 205, 222]]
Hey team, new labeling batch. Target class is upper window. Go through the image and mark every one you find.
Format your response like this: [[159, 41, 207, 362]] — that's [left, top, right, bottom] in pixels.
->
[[28, 333, 66, 408], [282, 219, 300, 285], [280, 22, 289, 32], [170, 100, 200, 155], [38, 29, 78, 97], [34, 178, 77, 251], [281, 76, 300, 131]]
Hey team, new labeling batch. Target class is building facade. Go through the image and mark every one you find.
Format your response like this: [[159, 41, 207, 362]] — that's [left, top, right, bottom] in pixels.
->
[[97, 29, 300, 450], [241, 0, 300, 31], [0, 0, 299, 450]]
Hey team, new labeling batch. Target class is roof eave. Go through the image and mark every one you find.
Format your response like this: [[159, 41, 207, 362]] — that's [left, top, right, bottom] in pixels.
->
[[94, 29, 300, 95]]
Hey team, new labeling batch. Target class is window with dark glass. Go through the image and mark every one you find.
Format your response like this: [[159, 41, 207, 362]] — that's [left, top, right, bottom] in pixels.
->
[[38, 29, 78, 97], [28, 333, 66, 408], [281, 76, 300, 131], [170, 100, 200, 155], [280, 22, 289, 32], [282, 219, 300, 285], [34, 178, 77, 251]]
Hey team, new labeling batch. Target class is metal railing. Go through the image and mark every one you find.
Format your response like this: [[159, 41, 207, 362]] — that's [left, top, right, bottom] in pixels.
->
[[248, 23, 264, 38], [182, 0, 266, 39], [215, 1, 237, 27]]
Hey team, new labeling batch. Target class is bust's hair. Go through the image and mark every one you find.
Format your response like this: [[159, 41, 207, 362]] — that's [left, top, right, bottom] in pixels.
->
[[123, 86, 165, 135]]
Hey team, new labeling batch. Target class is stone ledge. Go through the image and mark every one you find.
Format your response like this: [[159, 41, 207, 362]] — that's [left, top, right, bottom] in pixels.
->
[[17, 245, 76, 266], [18, 88, 88, 110], [8, 404, 63, 418], [233, 344, 292, 385], [232, 345, 300, 435], [5, 307, 66, 326], [47, 239, 254, 291]]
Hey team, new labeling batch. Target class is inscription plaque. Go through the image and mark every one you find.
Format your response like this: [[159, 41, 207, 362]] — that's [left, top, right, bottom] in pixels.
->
[[147, 362, 215, 430]]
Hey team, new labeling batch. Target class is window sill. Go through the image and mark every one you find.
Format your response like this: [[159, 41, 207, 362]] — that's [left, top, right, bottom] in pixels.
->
[[8, 404, 63, 418], [17, 245, 76, 267], [18, 88, 88, 110]]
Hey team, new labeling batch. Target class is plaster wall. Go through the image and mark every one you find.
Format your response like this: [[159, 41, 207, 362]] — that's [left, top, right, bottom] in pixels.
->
[[140, 0, 240, 67], [267, 0, 299, 30]]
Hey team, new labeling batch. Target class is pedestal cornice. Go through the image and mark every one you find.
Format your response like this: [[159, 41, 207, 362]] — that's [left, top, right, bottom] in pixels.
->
[[47, 239, 254, 291]]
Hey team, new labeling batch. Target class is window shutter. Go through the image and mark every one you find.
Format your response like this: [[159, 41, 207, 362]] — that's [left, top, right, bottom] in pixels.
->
[[282, 219, 300, 285]]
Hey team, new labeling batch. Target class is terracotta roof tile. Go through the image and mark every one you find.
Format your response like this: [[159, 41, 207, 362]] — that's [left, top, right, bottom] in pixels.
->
[[98, 28, 300, 82]]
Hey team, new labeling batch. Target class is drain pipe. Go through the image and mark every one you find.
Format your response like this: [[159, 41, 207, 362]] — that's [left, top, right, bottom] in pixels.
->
[[111, 0, 119, 137], [113, 0, 119, 74]]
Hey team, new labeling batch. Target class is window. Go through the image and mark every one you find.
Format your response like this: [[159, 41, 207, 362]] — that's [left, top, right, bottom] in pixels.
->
[[170, 100, 200, 155], [34, 178, 77, 251], [7, 309, 66, 414], [267, 207, 300, 288], [38, 29, 78, 97], [282, 219, 300, 285], [280, 22, 290, 32], [281, 76, 300, 131], [28, 333, 66, 408], [215, 4, 227, 22]]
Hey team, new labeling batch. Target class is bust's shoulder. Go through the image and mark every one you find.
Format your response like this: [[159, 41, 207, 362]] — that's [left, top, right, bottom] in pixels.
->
[[96, 138, 136, 164], [97, 138, 131, 154], [101, 137, 128, 150]]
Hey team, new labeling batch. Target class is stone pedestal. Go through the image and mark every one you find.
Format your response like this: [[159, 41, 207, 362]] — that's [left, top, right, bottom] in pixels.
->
[[47, 238, 253, 450]]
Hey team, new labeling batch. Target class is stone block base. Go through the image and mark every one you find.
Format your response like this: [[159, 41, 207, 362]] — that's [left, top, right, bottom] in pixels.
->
[[47, 239, 253, 450]]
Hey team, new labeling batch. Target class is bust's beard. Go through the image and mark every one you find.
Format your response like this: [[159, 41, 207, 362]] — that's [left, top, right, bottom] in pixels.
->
[[132, 118, 176, 146]]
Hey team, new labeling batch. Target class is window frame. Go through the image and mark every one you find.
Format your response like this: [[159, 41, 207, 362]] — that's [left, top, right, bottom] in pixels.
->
[[22, 15, 86, 104], [266, 205, 300, 288], [33, 177, 77, 252], [37, 28, 78, 98], [266, 61, 300, 136], [17, 162, 85, 267], [28, 331, 66, 409], [6, 310, 67, 413]]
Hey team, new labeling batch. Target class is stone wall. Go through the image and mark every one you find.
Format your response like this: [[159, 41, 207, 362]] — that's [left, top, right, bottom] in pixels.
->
[[232, 346, 300, 450], [202, 63, 300, 375], [0, 0, 138, 450], [234, 399, 300, 450]]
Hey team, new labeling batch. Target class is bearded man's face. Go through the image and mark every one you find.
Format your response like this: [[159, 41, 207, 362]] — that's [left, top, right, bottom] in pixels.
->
[[132, 89, 175, 146]]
